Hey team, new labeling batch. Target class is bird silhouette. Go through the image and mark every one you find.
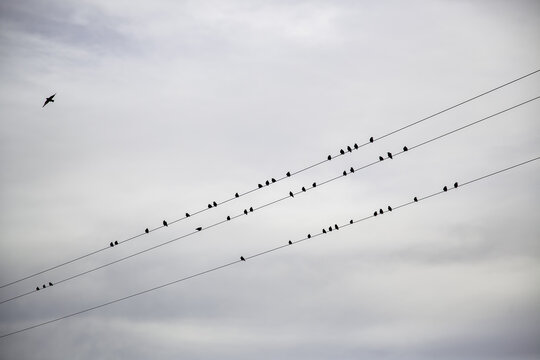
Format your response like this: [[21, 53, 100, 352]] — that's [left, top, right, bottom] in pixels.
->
[[185, 212, 190, 217], [334, 224, 339, 230], [443, 186, 448, 192], [349, 219, 353, 224], [350, 167, 355, 173], [114, 240, 118, 245], [244, 209, 248, 215], [403, 146, 408, 151], [235, 193, 239, 198], [307, 234, 311, 238], [388, 206, 392, 211], [42, 285, 46, 289], [369, 136, 374, 143], [343, 170, 347, 176], [454, 182, 458, 188], [240, 256, 246, 261], [327, 155, 332, 160], [347, 146, 352, 152], [374, 211, 378, 216], [36, 287, 40, 291], [213, 201, 217, 207], [49, 282, 53, 286], [208, 204, 212, 208], [249, 207, 253, 212], [286, 171, 291, 177], [379, 209, 383, 214], [42, 93, 56, 107], [414, 197, 418, 202], [312, 182, 316, 187], [227, 216, 231, 221], [302, 186, 306, 192], [258, 184, 263, 188], [110, 242, 114, 247], [271, 178, 276, 183], [323, 229, 327, 234], [145, 228, 149, 234], [196, 227, 202, 231], [288, 240, 292, 245], [163, 220, 168, 227], [379, 156, 384, 161], [354, 143, 359, 149], [340, 149, 345, 155], [265, 180, 270, 186], [387, 152, 393, 159], [328, 226, 332, 232], [289, 191, 294, 197]]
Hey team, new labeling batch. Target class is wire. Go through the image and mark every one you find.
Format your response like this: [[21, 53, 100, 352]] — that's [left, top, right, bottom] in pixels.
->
[[2, 96, 538, 305], [1, 69, 538, 290], [1, 155, 537, 339]]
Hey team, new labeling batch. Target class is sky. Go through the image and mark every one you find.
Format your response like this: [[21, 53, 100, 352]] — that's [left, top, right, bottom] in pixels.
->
[[0, 0, 539, 359]]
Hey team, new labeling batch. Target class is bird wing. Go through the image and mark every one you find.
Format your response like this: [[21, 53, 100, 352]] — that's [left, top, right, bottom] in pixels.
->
[[42, 99, 49, 107]]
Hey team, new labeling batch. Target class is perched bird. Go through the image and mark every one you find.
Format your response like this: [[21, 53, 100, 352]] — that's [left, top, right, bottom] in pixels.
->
[[454, 182, 458, 188], [42, 93, 56, 107], [36, 287, 40, 291], [196, 227, 202, 231], [265, 180, 270, 186], [286, 171, 291, 177], [369, 136, 374, 143], [288, 240, 292, 245], [163, 220, 168, 227], [227, 216, 231, 221], [379, 156, 384, 161], [388, 206, 392, 211], [307, 234, 311, 239], [312, 182, 316, 187], [271, 178, 276, 183], [443, 186, 448, 192], [347, 146, 352, 152], [387, 152, 393, 159], [213, 201, 217, 207], [289, 191, 294, 198], [350, 167, 355, 173], [349, 219, 353, 224], [343, 170, 347, 176], [49, 282, 53, 286], [249, 207, 253, 212], [414, 197, 418, 202], [185, 212, 190, 217], [403, 146, 408, 151], [208, 204, 212, 208], [244, 209, 248, 215], [258, 184, 263, 189], [323, 229, 327, 234], [145, 228, 149, 234], [114, 240, 118, 245], [235, 192, 239, 198], [334, 224, 339, 230], [354, 143, 359, 150], [240, 256, 246, 261], [379, 209, 383, 215], [110, 242, 114, 247], [340, 149, 345, 155], [374, 211, 378, 216], [327, 155, 332, 160], [302, 186, 306, 192], [42, 285, 46, 289]]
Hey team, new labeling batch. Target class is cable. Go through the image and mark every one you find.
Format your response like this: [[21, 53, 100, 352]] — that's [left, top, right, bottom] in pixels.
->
[[1, 155, 538, 339], [1, 69, 538, 290], [2, 96, 538, 305]]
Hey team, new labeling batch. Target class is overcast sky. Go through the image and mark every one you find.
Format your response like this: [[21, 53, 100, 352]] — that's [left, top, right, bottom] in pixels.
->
[[1, 1, 539, 359]]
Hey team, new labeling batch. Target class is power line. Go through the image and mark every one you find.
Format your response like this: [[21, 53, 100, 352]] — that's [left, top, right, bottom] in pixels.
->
[[1, 155, 537, 339], [2, 96, 538, 305], [1, 69, 538, 290]]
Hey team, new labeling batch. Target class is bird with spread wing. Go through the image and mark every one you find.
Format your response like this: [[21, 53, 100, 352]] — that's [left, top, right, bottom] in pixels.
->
[[42, 93, 56, 107]]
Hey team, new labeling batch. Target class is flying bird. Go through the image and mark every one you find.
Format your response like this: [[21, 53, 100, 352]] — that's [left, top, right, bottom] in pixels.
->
[[403, 146, 408, 151], [369, 136, 374, 143], [379, 156, 384, 161], [42, 93, 56, 107], [387, 152, 393, 159], [163, 220, 168, 227], [240, 256, 246, 261], [49, 282, 53, 286], [340, 149, 345, 155], [286, 171, 291, 177], [443, 186, 448, 192], [145, 228, 149, 234], [196, 227, 202, 231], [454, 182, 458, 188]]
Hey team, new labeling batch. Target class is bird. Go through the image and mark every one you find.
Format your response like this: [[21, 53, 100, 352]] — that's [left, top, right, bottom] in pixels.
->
[[454, 182, 458, 188], [110, 242, 114, 247], [369, 136, 374, 143], [286, 171, 291, 177], [327, 155, 332, 160], [49, 282, 53, 286], [196, 227, 202, 231], [289, 191, 294, 197], [271, 178, 276, 183], [388, 206, 392, 211], [288, 240, 292, 245], [302, 186, 306, 192], [328, 226, 333, 232], [258, 184, 263, 189], [240, 256, 246, 261], [349, 219, 353, 224], [42, 93, 56, 107], [347, 145, 352, 152], [343, 170, 347, 176], [443, 186, 448, 192], [374, 211, 378, 216], [379, 156, 384, 161], [114, 240, 118, 245], [185, 212, 190, 217], [414, 197, 418, 202], [340, 149, 345, 155], [208, 204, 212, 208], [244, 209, 248, 215], [36, 287, 40, 291], [163, 220, 168, 227], [312, 182, 316, 187], [213, 201, 217, 207], [387, 152, 393, 159], [379, 209, 383, 214], [307, 234, 311, 238], [323, 229, 327, 234], [249, 207, 253, 212], [350, 167, 355, 173], [265, 180, 270, 186], [145, 228, 149, 234], [227, 216, 231, 221], [334, 224, 339, 230], [403, 146, 408, 151], [354, 143, 359, 150], [235, 193, 239, 198], [42, 285, 46, 289]]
